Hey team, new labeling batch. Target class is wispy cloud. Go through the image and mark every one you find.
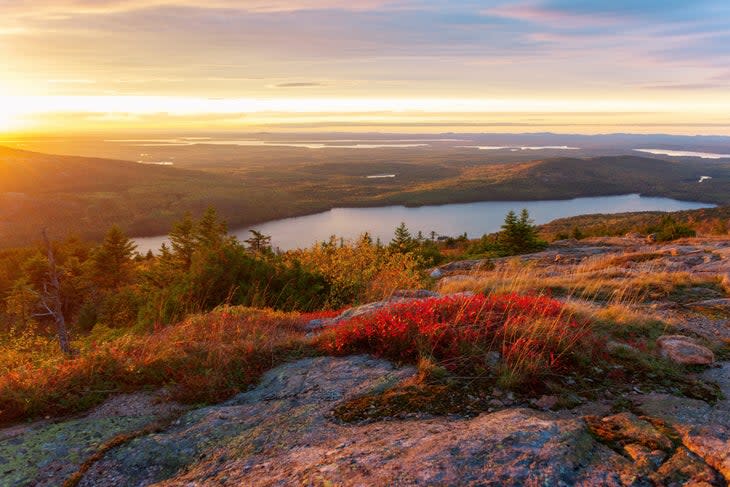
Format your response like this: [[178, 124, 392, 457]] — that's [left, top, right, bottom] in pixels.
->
[[3, 1, 730, 135], [272, 82, 324, 88], [2, 1, 413, 19]]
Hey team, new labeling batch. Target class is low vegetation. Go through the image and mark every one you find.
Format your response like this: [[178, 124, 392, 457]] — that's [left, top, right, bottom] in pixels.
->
[[438, 253, 725, 305], [0, 206, 725, 426], [0, 306, 317, 425], [542, 206, 730, 241], [318, 293, 592, 389]]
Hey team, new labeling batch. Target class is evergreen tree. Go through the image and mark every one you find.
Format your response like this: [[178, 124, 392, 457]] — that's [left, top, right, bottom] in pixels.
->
[[92, 225, 137, 289], [651, 215, 696, 241], [169, 213, 196, 270], [5, 277, 38, 329], [390, 222, 416, 253], [195, 207, 228, 249], [571, 226, 585, 240], [499, 209, 544, 254], [245, 230, 272, 253]]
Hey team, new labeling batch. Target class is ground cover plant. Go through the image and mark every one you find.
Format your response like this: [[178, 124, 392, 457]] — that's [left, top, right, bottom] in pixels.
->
[[318, 293, 591, 390]]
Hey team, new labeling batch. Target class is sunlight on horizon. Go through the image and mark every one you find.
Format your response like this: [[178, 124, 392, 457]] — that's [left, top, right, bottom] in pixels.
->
[[3, 1, 730, 135], [5, 94, 730, 135]]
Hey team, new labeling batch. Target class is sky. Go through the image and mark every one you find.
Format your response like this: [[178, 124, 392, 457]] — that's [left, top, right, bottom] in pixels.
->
[[2, 0, 730, 134]]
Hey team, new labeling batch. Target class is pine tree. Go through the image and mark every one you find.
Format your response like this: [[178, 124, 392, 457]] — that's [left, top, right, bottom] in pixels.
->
[[390, 222, 416, 253], [92, 225, 137, 289], [196, 207, 228, 249], [169, 212, 196, 270], [499, 209, 543, 254], [245, 230, 272, 253], [5, 277, 38, 329]]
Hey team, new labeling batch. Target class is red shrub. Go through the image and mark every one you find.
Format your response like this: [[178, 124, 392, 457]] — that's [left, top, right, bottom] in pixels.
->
[[318, 293, 593, 385]]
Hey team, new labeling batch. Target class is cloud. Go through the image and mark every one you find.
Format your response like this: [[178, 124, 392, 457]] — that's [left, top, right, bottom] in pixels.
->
[[272, 82, 324, 88], [46, 79, 96, 85], [4, 0, 730, 112], [640, 82, 729, 91], [2, 0, 411, 19], [485, 0, 718, 25]]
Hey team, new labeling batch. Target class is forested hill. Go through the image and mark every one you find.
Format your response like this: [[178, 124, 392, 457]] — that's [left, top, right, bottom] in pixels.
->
[[0, 146, 319, 246], [382, 155, 730, 206], [0, 145, 180, 193], [2, 146, 730, 247]]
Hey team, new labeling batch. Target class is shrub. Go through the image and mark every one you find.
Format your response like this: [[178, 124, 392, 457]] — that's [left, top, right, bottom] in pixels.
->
[[284, 235, 424, 308], [318, 293, 593, 388], [647, 215, 696, 242]]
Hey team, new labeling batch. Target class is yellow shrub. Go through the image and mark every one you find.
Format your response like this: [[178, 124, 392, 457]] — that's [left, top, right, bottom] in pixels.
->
[[283, 235, 424, 307]]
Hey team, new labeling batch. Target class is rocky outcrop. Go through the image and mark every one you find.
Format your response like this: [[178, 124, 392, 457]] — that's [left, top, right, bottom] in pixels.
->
[[0, 392, 185, 487], [3, 236, 729, 486], [306, 290, 451, 332], [1, 356, 723, 486], [657, 335, 716, 365]]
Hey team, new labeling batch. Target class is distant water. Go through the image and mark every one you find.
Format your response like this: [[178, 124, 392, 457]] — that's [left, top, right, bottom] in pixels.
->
[[634, 148, 730, 159], [459, 145, 580, 151], [133, 194, 715, 253], [107, 137, 446, 149]]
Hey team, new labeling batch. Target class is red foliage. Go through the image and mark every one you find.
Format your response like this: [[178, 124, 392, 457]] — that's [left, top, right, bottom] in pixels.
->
[[318, 293, 593, 382]]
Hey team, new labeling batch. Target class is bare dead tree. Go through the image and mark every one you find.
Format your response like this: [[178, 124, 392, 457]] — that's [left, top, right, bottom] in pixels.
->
[[35, 229, 74, 356]]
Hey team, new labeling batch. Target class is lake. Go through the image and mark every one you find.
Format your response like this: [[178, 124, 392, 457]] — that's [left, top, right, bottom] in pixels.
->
[[133, 194, 715, 253]]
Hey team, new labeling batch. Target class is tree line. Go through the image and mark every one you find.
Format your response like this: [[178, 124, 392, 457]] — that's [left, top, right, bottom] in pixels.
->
[[1, 207, 547, 354]]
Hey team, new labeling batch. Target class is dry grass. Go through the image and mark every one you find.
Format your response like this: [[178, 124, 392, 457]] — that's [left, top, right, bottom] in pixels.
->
[[0, 306, 316, 425], [438, 252, 723, 309]]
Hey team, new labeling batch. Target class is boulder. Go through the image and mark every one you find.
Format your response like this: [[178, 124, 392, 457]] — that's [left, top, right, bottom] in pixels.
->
[[657, 335, 715, 365], [652, 446, 723, 486], [429, 268, 443, 279], [437, 259, 488, 273], [533, 395, 559, 411]]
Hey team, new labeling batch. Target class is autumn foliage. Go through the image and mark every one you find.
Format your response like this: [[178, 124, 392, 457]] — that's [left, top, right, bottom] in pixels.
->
[[318, 293, 594, 387], [0, 306, 315, 425]]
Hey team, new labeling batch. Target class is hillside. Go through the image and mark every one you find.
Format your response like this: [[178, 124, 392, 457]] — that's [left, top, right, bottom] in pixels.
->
[[2, 146, 730, 247], [382, 155, 730, 206], [0, 146, 329, 246], [1, 236, 728, 485], [541, 206, 730, 240]]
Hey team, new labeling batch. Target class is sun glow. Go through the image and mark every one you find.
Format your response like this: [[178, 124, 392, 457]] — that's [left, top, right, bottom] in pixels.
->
[[3, 94, 730, 135], [0, 94, 29, 133]]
